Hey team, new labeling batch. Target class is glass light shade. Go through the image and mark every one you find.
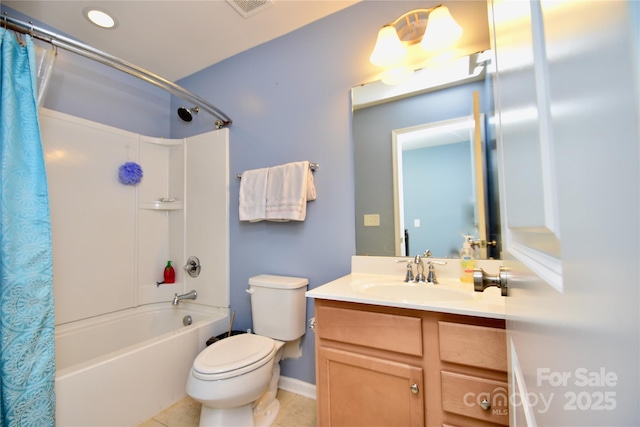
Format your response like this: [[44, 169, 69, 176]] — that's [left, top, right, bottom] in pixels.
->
[[381, 66, 414, 85], [420, 6, 463, 51], [369, 25, 406, 67]]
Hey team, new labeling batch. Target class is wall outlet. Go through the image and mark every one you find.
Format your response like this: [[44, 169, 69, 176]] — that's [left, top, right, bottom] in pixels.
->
[[364, 214, 380, 227]]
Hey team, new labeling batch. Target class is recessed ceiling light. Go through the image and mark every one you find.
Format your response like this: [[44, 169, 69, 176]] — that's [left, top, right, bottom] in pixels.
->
[[84, 7, 118, 29]]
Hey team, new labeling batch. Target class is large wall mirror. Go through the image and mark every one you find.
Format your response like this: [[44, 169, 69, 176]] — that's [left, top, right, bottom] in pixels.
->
[[353, 52, 502, 259]]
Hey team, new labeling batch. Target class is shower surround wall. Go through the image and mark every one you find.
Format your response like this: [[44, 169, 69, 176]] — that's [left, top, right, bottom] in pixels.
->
[[41, 108, 230, 322], [41, 108, 230, 425]]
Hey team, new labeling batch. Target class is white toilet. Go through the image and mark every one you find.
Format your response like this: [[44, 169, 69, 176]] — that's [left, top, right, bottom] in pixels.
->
[[186, 274, 308, 427]]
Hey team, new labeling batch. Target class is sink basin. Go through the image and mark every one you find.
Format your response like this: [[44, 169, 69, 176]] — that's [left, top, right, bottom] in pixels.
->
[[351, 279, 474, 303]]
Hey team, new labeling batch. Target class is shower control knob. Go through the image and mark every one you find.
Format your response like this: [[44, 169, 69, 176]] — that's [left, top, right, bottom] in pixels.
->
[[183, 256, 201, 278]]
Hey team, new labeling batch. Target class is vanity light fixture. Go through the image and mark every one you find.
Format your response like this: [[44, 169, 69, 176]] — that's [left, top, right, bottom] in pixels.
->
[[419, 6, 463, 51], [369, 5, 463, 68], [380, 66, 414, 85], [84, 7, 118, 29]]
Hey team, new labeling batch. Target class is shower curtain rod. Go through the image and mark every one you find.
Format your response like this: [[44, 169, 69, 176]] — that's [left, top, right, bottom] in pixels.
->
[[3, 13, 233, 128]]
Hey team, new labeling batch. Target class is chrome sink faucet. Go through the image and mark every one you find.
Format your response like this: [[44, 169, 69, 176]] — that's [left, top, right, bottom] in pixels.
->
[[414, 255, 427, 283], [420, 250, 447, 284], [398, 250, 445, 284], [172, 289, 197, 305]]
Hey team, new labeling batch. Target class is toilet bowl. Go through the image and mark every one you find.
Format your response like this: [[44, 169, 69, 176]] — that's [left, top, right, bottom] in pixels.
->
[[186, 274, 308, 427], [187, 334, 284, 426]]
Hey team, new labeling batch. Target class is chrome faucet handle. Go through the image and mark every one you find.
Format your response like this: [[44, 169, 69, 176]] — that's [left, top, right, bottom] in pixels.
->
[[404, 263, 414, 282], [395, 258, 415, 282], [396, 255, 424, 283], [426, 263, 438, 284], [425, 260, 447, 284]]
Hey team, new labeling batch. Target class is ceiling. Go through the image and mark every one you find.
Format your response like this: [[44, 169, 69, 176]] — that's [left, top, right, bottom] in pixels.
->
[[4, 0, 360, 81]]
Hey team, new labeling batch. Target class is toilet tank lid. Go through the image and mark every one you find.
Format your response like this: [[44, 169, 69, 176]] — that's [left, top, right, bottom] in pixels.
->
[[249, 274, 308, 289]]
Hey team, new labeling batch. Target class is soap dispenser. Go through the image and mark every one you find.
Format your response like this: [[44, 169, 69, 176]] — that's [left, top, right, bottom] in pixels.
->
[[460, 236, 475, 283], [163, 261, 176, 284]]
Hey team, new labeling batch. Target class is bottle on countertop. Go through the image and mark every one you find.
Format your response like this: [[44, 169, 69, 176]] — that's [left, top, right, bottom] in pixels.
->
[[460, 236, 475, 283], [164, 260, 176, 284]]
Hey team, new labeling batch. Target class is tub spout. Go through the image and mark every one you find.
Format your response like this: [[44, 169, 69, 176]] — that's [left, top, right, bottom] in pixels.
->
[[173, 290, 197, 305]]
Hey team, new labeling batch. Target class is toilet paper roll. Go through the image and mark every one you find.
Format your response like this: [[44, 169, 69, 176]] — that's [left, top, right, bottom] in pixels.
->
[[281, 338, 303, 360]]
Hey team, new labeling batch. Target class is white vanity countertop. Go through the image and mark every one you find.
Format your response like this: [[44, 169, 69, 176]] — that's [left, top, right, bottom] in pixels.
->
[[306, 256, 505, 319]]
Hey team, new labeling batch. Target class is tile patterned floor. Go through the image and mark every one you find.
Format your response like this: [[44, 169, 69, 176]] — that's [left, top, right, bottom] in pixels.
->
[[138, 389, 316, 427]]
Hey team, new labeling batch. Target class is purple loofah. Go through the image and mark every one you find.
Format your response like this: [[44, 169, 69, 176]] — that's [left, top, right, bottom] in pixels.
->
[[118, 162, 143, 185]]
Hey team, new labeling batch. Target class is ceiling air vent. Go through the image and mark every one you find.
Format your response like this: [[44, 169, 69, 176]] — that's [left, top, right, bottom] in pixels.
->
[[226, 0, 274, 18]]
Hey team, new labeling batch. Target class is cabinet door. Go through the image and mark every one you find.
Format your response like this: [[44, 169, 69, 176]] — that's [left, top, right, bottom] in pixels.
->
[[317, 347, 424, 427]]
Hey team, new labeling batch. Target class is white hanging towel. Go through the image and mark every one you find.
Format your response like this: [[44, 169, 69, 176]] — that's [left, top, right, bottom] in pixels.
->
[[238, 167, 269, 222], [265, 161, 316, 221]]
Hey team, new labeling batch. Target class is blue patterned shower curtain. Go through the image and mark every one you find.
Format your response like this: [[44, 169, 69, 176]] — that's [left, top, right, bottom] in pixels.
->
[[0, 29, 56, 426]]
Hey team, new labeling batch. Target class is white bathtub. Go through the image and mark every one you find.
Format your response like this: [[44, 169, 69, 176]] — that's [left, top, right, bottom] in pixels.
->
[[55, 303, 229, 427]]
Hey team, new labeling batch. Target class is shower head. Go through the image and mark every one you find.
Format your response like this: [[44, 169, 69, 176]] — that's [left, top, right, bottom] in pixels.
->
[[177, 106, 199, 122]]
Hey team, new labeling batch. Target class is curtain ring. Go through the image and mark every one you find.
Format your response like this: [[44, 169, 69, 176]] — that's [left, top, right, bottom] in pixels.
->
[[2, 12, 7, 29], [29, 21, 35, 37]]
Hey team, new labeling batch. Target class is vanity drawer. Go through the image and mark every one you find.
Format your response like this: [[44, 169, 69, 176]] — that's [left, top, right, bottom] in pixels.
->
[[316, 305, 423, 356], [441, 371, 509, 425], [439, 321, 507, 372]]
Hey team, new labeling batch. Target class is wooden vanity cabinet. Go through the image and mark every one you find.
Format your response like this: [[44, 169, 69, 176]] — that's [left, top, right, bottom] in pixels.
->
[[314, 299, 508, 427], [315, 301, 425, 427]]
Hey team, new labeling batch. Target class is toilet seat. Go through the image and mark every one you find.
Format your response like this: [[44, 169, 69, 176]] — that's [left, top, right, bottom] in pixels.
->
[[192, 334, 276, 381]]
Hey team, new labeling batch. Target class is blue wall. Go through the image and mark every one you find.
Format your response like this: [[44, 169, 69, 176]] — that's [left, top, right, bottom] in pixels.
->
[[3, 1, 481, 386], [169, 1, 438, 384]]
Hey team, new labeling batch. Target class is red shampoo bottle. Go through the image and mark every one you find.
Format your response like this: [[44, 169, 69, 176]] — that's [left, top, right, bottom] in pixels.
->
[[164, 261, 175, 284]]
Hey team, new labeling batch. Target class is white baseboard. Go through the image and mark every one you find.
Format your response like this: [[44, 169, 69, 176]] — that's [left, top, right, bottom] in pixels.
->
[[278, 376, 316, 400]]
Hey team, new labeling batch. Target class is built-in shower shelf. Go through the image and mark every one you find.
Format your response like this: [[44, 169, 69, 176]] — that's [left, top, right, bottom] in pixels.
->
[[139, 200, 184, 210]]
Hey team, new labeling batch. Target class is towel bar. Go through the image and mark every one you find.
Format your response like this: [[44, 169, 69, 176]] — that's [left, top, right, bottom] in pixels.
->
[[236, 162, 319, 179]]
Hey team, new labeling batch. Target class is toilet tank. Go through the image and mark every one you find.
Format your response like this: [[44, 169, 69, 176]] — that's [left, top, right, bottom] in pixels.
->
[[248, 274, 308, 341]]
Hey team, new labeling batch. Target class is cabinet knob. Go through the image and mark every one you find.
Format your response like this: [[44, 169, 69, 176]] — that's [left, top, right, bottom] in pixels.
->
[[480, 399, 491, 411], [410, 384, 419, 394]]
